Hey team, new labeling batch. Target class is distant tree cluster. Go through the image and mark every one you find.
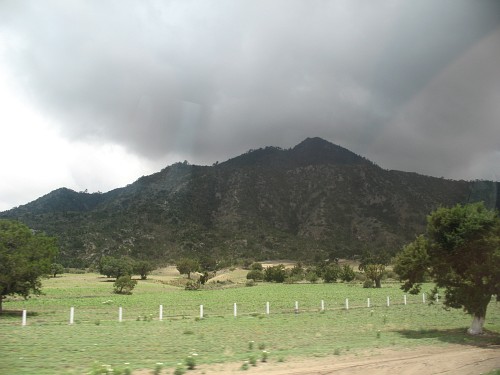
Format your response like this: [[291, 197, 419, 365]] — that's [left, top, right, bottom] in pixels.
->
[[245, 262, 356, 284], [175, 255, 222, 289], [97, 256, 156, 294], [97, 256, 156, 280]]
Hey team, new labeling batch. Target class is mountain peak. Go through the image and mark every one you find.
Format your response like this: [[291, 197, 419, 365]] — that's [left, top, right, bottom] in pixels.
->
[[291, 137, 370, 166]]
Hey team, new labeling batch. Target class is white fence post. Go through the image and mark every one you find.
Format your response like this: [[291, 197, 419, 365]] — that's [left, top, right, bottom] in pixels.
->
[[22, 309, 27, 326], [386, 296, 390, 307], [200, 305, 204, 319], [435, 293, 439, 303], [404, 295, 407, 305], [234, 303, 237, 317], [321, 299, 325, 311], [423, 293, 426, 304], [69, 307, 74, 325], [345, 298, 349, 310], [159, 305, 163, 321], [266, 302, 270, 315], [119, 307, 123, 322], [294, 301, 299, 314], [367, 298, 370, 308]]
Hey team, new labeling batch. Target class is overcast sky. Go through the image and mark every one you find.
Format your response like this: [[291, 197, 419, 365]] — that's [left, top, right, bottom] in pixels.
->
[[1, 0, 499, 211]]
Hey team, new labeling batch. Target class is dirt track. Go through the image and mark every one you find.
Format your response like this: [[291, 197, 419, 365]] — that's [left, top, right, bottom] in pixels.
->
[[149, 344, 500, 375]]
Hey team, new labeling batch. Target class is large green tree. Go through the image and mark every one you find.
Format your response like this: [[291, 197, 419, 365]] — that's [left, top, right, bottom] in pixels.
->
[[0, 220, 58, 312], [98, 256, 134, 279], [176, 258, 200, 279], [394, 203, 500, 335], [132, 260, 156, 280]]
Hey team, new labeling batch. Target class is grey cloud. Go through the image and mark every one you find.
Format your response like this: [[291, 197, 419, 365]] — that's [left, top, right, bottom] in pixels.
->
[[1, 0, 499, 179]]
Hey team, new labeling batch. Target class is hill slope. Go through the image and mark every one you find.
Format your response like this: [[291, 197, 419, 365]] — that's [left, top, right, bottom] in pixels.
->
[[1, 137, 497, 267]]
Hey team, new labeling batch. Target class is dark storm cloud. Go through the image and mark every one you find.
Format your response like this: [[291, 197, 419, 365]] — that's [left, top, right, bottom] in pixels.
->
[[1, 0, 499, 179]]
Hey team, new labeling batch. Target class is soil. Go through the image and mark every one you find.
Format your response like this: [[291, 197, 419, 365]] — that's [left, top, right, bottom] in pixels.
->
[[137, 344, 500, 375]]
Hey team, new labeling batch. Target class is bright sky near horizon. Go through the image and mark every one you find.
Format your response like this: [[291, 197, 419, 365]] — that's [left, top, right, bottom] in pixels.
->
[[1, 0, 499, 211]]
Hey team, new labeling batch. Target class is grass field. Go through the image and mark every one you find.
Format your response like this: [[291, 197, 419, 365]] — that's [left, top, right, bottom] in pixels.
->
[[1, 268, 499, 374]]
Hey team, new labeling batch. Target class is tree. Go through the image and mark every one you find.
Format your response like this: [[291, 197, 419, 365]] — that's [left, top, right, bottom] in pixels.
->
[[363, 264, 386, 288], [0, 220, 58, 312], [323, 264, 340, 283], [250, 262, 263, 271], [113, 275, 137, 294], [50, 263, 65, 278], [264, 264, 287, 283], [98, 256, 134, 279], [339, 264, 356, 282], [176, 258, 200, 279], [394, 203, 500, 335], [359, 250, 390, 288], [133, 260, 155, 280], [246, 269, 264, 281]]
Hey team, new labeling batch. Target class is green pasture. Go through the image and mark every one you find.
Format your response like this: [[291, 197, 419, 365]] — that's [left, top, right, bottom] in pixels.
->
[[1, 271, 499, 374]]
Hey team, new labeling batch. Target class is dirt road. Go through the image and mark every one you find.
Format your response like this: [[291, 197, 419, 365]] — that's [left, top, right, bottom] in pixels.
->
[[162, 344, 500, 375]]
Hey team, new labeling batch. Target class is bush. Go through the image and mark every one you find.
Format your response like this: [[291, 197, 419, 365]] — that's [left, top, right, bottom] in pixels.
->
[[250, 262, 263, 271], [305, 270, 319, 283], [113, 276, 137, 294], [363, 279, 374, 288], [185, 280, 200, 290], [185, 353, 197, 369], [242, 259, 254, 270], [385, 270, 398, 280], [323, 264, 340, 283], [264, 265, 287, 283], [50, 263, 65, 278], [354, 271, 367, 282], [340, 264, 356, 282], [173, 363, 186, 375], [246, 269, 264, 281]]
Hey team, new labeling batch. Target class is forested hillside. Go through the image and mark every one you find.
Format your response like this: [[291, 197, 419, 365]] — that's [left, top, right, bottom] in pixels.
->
[[2, 138, 497, 267]]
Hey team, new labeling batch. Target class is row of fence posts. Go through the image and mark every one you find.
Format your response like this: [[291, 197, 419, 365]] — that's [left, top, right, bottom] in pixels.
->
[[20, 293, 439, 326]]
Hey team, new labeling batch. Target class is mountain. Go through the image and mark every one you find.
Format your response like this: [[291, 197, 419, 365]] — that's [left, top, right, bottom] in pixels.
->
[[1, 137, 498, 267]]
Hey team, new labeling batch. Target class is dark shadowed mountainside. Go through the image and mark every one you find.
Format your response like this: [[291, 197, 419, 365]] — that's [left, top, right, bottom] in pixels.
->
[[1, 137, 498, 267]]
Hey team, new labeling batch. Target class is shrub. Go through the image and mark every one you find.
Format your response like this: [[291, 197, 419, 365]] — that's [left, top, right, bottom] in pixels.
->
[[354, 271, 367, 282], [284, 274, 304, 284], [99, 256, 134, 279], [323, 264, 341, 283], [185, 353, 197, 370], [250, 262, 263, 271], [305, 270, 319, 283], [289, 263, 304, 279], [245, 279, 256, 287], [385, 270, 398, 280], [50, 263, 65, 278], [132, 260, 155, 280], [363, 279, 374, 288], [184, 280, 200, 290], [340, 264, 356, 282], [249, 355, 257, 366], [264, 265, 287, 283], [246, 269, 264, 281], [113, 276, 137, 294], [173, 363, 185, 375], [153, 362, 163, 375], [242, 259, 254, 269]]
